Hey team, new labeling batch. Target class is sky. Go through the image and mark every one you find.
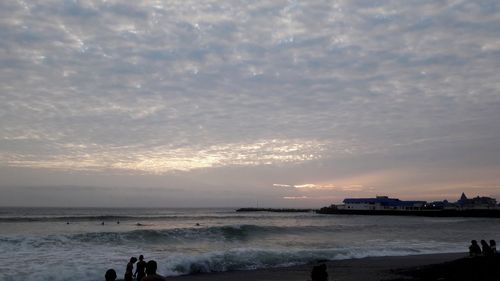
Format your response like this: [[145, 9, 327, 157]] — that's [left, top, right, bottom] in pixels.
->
[[1, 0, 499, 208]]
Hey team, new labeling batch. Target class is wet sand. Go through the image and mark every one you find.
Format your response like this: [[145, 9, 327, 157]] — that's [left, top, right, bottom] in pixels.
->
[[166, 252, 466, 281]]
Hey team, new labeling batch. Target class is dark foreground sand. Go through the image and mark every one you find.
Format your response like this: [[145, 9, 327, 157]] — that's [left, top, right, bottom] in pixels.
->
[[166, 252, 468, 281]]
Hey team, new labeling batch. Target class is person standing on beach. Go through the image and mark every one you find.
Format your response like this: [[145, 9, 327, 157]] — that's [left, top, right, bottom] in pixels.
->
[[124, 257, 138, 281], [490, 240, 497, 255], [481, 240, 493, 256], [135, 255, 147, 281], [469, 240, 481, 257], [142, 260, 166, 281]]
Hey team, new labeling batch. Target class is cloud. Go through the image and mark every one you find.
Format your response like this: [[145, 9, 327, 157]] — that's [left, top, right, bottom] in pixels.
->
[[273, 184, 294, 188], [283, 196, 308, 200], [294, 184, 336, 190], [0, 0, 499, 205], [274, 183, 337, 190], [274, 183, 368, 191], [1, 138, 329, 173], [282, 195, 344, 201]]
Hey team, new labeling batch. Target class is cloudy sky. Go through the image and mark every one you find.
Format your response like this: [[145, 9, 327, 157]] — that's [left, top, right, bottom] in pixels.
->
[[1, 0, 499, 207]]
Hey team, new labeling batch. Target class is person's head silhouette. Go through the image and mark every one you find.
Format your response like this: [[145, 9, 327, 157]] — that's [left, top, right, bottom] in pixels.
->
[[139, 255, 144, 261], [105, 269, 117, 281], [146, 260, 158, 275]]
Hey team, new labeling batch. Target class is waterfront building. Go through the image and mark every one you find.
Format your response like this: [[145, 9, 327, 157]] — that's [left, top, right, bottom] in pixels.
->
[[338, 196, 426, 211], [332, 193, 498, 212], [456, 193, 497, 210]]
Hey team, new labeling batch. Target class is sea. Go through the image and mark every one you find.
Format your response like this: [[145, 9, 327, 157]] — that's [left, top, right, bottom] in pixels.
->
[[1, 207, 499, 281]]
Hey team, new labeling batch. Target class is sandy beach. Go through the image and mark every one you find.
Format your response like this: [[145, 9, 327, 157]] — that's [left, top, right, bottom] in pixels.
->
[[166, 252, 466, 281]]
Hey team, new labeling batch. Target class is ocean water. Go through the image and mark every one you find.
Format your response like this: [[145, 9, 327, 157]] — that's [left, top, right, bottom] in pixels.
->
[[1, 207, 499, 281]]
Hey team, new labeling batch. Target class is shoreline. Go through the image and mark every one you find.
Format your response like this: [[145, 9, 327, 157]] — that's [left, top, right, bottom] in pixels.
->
[[165, 252, 466, 281]]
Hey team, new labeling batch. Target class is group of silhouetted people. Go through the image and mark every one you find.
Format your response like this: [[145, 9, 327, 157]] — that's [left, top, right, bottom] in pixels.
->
[[105, 255, 166, 281], [310, 263, 328, 281], [469, 239, 497, 257]]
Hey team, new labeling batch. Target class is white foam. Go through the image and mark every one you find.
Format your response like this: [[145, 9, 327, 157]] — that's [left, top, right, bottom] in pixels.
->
[[159, 245, 465, 277]]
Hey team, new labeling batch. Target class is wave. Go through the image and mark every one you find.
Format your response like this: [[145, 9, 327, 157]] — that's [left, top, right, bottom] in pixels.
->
[[0, 213, 316, 223], [164, 248, 342, 275], [69, 225, 270, 243], [0, 215, 132, 222], [0, 245, 464, 281], [0, 223, 365, 248], [162, 246, 464, 276]]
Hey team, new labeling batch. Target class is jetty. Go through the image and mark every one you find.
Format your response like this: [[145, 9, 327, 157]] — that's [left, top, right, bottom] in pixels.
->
[[236, 208, 314, 213]]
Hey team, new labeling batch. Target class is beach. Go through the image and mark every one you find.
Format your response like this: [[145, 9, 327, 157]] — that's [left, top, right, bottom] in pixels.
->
[[167, 253, 466, 281]]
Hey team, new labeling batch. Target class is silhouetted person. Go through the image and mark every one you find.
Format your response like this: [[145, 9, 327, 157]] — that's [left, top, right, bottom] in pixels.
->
[[142, 260, 165, 281], [481, 240, 493, 256], [135, 255, 147, 281], [124, 257, 137, 281], [490, 240, 497, 255], [311, 263, 328, 281], [105, 269, 117, 281], [469, 240, 481, 257]]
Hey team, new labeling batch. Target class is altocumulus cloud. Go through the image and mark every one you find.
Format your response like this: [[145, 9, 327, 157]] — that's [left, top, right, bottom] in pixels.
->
[[1, 0, 500, 177]]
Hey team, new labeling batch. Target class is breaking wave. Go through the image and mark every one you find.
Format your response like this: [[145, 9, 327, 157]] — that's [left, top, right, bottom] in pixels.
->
[[0, 224, 364, 248], [0, 245, 464, 281], [162, 246, 463, 276]]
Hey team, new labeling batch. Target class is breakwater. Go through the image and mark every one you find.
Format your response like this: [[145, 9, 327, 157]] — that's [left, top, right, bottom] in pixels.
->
[[236, 208, 314, 212]]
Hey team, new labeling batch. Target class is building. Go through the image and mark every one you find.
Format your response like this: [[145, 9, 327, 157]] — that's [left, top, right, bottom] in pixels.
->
[[456, 193, 497, 210], [427, 200, 450, 209], [338, 196, 426, 211]]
